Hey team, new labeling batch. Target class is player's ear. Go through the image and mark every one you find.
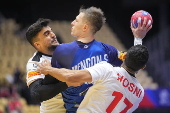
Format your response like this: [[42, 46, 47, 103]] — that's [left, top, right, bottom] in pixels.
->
[[141, 65, 146, 69], [34, 42, 40, 48], [83, 24, 89, 32]]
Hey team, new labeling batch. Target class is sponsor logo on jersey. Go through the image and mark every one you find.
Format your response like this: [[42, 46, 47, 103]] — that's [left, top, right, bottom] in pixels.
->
[[28, 71, 41, 78], [84, 45, 88, 48], [33, 63, 38, 68]]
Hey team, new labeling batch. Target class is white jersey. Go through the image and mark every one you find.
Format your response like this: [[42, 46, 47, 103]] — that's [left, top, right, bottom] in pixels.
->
[[26, 51, 66, 113], [77, 61, 144, 113]]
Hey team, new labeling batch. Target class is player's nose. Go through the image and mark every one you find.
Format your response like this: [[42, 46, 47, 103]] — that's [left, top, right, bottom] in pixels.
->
[[51, 32, 56, 38]]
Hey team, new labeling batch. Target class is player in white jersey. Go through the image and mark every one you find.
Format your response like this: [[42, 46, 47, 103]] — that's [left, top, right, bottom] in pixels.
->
[[26, 52, 66, 113], [36, 44, 149, 113], [77, 61, 145, 113], [26, 18, 79, 113]]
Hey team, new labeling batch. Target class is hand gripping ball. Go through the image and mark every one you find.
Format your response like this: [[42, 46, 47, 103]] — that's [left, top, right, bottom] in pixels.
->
[[131, 10, 153, 28]]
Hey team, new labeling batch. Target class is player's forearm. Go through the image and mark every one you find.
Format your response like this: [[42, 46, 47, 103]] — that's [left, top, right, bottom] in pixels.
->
[[46, 67, 79, 83], [37, 60, 91, 83], [29, 79, 67, 103], [47, 67, 91, 83]]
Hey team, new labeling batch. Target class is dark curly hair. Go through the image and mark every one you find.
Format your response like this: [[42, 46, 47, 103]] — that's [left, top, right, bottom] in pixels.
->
[[26, 18, 51, 47], [124, 45, 149, 72]]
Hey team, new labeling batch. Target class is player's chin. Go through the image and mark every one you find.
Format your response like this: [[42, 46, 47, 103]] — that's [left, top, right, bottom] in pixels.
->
[[48, 45, 57, 51], [71, 31, 76, 36], [71, 33, 76, 37], [71, 32, 74, 36], [52, 43, 59, 47]]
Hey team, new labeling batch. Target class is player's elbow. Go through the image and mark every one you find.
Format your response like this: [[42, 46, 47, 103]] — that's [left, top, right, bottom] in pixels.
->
[[66, 70, 87, 83], [30, 90, 41, 103], [29, 84, 42, 103], [65, 75, 76, 82], [65, 72, 80, 83], [28, 79, 45, 103]]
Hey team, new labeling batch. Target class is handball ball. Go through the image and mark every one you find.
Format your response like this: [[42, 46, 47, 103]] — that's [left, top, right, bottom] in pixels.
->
[[131, 10, 153, 28]]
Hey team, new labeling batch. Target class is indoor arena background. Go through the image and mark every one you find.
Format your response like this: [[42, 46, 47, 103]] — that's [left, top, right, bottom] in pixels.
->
[[0, 0, 170, 113]]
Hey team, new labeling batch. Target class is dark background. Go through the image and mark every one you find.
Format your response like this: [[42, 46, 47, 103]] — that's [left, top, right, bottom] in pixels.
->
[[0, 0, 169, 48]]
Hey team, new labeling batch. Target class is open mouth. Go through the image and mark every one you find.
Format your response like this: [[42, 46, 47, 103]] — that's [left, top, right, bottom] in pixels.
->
[[52, 39, 58, 43]]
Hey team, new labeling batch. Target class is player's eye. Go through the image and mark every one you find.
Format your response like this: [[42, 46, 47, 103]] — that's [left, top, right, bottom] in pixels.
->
[[44, 31, 50, 36]]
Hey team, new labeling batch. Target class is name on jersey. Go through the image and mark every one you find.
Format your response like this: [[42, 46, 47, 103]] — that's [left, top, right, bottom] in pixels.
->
[[72, 54, 108, 70], [117, 73, 142, 98], [28, 71, 41, 78]]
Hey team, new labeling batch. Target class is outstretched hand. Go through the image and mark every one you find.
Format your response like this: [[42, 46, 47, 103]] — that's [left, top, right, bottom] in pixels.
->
[[37, 59, 83, 87], [131, 17, 152, 39], [36, 59, 52, 75]]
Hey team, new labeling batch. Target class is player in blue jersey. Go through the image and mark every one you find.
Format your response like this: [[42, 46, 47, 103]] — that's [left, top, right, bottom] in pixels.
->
[[37, 6, 152, 113]]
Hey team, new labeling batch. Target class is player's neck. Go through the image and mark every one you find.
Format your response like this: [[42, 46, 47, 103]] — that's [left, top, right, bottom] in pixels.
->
[[77, 34, 94, 43], [121, 64, 136, 77], [39, 50, 53, 56], [77, 38, 94, 43]]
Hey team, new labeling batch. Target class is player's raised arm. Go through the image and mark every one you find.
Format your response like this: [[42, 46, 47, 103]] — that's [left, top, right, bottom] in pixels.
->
[[131, 10, 153, 45], [118, 10, 153, 61]]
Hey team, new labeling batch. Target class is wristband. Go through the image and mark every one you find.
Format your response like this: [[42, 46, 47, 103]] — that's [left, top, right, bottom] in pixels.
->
[[134, 37, 142, 45]]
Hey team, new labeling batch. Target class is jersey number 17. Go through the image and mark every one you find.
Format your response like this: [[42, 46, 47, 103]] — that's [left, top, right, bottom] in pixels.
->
[[106, 91, 133, 113]]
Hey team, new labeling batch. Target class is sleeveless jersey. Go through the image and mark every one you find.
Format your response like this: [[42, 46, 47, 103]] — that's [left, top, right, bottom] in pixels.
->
[[51, 40, 122, 112]]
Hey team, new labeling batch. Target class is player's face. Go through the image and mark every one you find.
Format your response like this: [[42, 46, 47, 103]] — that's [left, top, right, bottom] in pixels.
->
[[36, 26, 59, 52], [71, 12, 86, 38]]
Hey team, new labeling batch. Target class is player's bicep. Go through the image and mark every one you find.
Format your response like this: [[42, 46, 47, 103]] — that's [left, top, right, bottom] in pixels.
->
[[26, 61, 44, 86], [105, 44, 123, 66], [27, 79, 38, 87], [78, 70, 92, 82], [86, 61, 109, 82]]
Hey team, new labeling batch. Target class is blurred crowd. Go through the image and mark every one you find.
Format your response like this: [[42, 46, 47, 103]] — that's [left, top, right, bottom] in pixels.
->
[[0, 67, 37, 113]]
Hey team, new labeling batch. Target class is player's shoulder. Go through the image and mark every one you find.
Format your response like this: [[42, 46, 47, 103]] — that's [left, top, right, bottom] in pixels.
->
[[95, 40, 117, 50], [58, 41, 76, 47], [98, 61, 122, 72], [97, 61, 114, 68], [27, 51, 39, 62], [27, 52, 41, 69], [54, 41, 77, 52], [27, 51, 51, 64], [97, 40, 112, 46]]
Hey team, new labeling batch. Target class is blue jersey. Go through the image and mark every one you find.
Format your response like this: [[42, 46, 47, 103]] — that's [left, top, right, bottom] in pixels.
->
[[51, 40, 122, 112]]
